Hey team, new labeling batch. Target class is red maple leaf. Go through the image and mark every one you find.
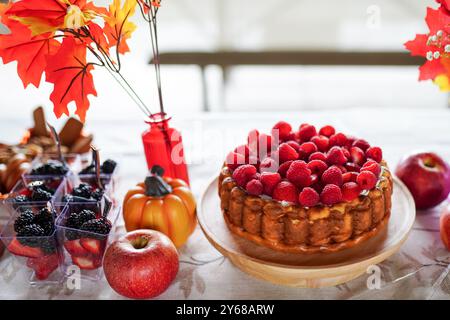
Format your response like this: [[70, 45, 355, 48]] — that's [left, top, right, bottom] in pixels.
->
[[437, 0, 450, 12], [418, 59, 446, 81], [45, 37, 97, 122], [0, 19, 60, 88], [404, 34, 429, 57]]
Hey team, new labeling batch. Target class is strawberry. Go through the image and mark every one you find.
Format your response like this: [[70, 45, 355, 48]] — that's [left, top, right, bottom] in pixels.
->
[[311, 135, 329, 152], [318, 125, 335, 137], [329, 133, 348, 147], [278, 143, 299, 163], [320, 184, 343, 205], [350, 146, 366, 165], [272, 121, 292, 141], [64, 239, 90, 257], [356, 171, 377, 190], [307, 160, 328, 176], [232, 165, 257, 187], [225, 152, 246, 170], [286, 160, 312, 187], [7, 238, 43, 258], [342, 182, 361, 202], [361, 160, 381, 177], [326, 146, 347, 165], [72, 255, 102, 270], [80, 238, 105, 256], [259, 157, 279, 173], [260, 172, 281, 195], [309, 152, 327, 162], [352, 139, 370, 151], [299, 142, 318, 156], [298, 124, 317, 142], [246, 179, 263, 196], [26, 253, 60, 280], [321, 166, 343, 186], [278, 161, 293, 178], [272, 181, 298, 203], [366, 146, 383, 163], [343, 171, 358, 183], [299, 187, 319, 207]]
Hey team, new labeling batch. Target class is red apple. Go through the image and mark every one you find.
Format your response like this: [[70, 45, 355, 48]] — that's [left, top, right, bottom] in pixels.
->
[[395, 152, 450, 210], [103, 230, 179, 299], [441, 202, 450, 251]]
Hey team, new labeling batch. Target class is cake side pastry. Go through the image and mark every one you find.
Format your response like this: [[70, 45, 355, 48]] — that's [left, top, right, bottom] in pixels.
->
[[219, 122, 393, 254]]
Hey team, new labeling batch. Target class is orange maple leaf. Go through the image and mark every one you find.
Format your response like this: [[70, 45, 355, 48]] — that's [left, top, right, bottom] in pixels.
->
[[104, 0, 137, 54], [0, 19, 60, 88], [45, 37, 97, 122]]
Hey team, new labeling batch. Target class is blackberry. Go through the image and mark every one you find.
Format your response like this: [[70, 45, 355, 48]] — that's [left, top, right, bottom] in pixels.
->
[[14, 210, 35, 233], [66, 209, 96, 229], [14, 195, 30, 204], [31, 188, 52, 202], [72, 183, 93, 199], [79, 164, 95, 175], [91, 188, 104, 201], [31, 161, 68, 176], [101, 159, 117, 174], [34, 208, 54, 225], [17, 224, 45, 247], [40, 221, 55, 236], [80, 218, 111, 237]]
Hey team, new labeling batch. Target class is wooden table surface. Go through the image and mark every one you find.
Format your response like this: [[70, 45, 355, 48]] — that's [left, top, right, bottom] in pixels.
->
[[0, 107, 449, 299]]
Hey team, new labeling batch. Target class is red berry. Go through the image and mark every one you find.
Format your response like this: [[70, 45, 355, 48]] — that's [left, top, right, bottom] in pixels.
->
[[298, 124, 317, 142], [310, 174, 319, 185], [350, 146, 366, 165], [343, 171, 358, 183], [278, 143, 299, 163], [326, 146, 347, 165], [226, 152, 246, 170], [232, 165, 257, 187], [309, 152, 327, 162], [299, 142, 318, 155], [234, 145, 250, 160], [361, 160, 381, 177], [286, 140, 301, 153], [260, 157, 279, 173], [329, 133, 348, 147], [318, 125, 335, 137], [272, 181, 298, 203], [352, 139, 370, 151], [260, 172, 281, 196], [342, 182, 361, 202], [247, 129, 260, 154], [246, 179, 263, 196], [311, 135, 329, 152], [344, 162, 361, 173], [346, 135, 357, 149], [286, 160, 312, 187], [307, 160, 328, 176], [366, 146, 383, 163], [320, 184, 342, 205], [278, 160, 293, 178], [258, 134, 273, 157], [299, 187, 320, 207], [321, 165, 343, 186], [356, 171, 377, 190], [272, 121, 292, 141]]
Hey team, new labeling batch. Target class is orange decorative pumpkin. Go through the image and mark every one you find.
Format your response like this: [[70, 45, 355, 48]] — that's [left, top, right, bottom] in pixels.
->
[[123, 166, 196, 248]]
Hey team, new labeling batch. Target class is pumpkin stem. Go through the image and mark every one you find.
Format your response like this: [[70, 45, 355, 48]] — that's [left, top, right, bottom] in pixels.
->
[[144, 165, 172, 197]]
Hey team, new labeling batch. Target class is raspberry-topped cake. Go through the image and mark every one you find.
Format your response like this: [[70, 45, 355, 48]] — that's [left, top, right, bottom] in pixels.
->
[[219, 121, 393, 254]]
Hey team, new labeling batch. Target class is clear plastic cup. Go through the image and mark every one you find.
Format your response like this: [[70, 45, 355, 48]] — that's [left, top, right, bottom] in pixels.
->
[[26, 153, 81, 178]]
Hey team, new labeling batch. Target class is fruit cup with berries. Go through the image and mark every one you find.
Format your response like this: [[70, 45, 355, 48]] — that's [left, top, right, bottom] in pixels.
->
[[78, 159, 118, 203], [55, 198, 119, 281], [0, 204, 63, 283]]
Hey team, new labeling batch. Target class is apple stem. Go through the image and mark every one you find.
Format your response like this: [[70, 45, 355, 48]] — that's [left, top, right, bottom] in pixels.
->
[[131, 237, 149, 249]]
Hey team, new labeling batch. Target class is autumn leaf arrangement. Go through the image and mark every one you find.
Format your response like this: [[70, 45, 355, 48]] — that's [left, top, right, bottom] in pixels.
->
[[405, 0, 450, 91], [0, 0, 163, 121]]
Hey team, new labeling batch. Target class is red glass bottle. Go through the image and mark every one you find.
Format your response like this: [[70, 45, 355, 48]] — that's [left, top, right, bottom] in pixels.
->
[[142, 113, 190, 185]]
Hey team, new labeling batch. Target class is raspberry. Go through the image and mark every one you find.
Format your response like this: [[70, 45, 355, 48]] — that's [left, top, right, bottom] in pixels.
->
[[246, 179, 263, 196], [260, 172, 281, 195], [343, 171, 358, 183], [232, 165, 257, 187], [286, 160, 312, 187], [299, 142, 318, 156], [310, 174, 319, 185], [356, 171, 377, 190], [278, 143, 299, 163], [260, 157, 279, 173], [311, 135, 329, 152], [278, 160, 293, 178], [321, 166, 343, 186], [286, 141, 301, 153], [342, 182, 361, 202], [226, 152, 246, 170], [329, 133, 348, 147], [342, 148, 350, 160], [336, 165, 347, 173], [234, 145, 250, 160], [309, 152, 327, 162], [326, 146, 347, 165], [307, 160, 328, 175], [350, 146, 366, 165], [247, 129, 260, 153], [272, 181, 298, 203], [361, 160, 381, 177], [320, 184, 342, 205], [344, 162, 361, 173], [366, 146, 382, 163], [272, 121, 292, 141], [318, 125, 335, 137], [352, 139, 370, 151], [298, 124, 317, 142], [299, 187, 320, 207], [345, 135, 357, 149]]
